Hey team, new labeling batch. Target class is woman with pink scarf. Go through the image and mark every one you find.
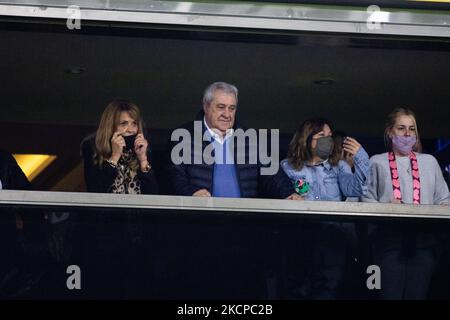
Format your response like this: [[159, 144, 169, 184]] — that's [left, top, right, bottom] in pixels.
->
[[363, 108, 449, 299]]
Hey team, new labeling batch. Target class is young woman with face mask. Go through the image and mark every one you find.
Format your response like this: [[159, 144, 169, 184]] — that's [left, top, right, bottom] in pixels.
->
[[81, 99, 158, 194], [363, 108, 449, 299], [281, 118, 369, 202], [280, 118, 370, 299]]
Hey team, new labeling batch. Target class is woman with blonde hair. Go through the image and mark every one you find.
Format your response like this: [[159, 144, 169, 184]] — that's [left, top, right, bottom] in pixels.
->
[[363, 107, 449, 299], [81, 99, 158, 194], [80, 99, 158, 298]]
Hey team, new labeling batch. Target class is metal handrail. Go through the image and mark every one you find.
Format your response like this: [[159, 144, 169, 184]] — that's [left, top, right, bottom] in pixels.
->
[[0, 190, 449, 219]]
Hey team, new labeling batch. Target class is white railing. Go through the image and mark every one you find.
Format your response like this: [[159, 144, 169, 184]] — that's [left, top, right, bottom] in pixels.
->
[[0, 190, 449, 219]]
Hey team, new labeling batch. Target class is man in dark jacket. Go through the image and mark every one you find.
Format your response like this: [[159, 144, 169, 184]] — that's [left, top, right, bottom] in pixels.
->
[[167, 81, 299, 200], [0, 150, 32, 292], [0, 150, 30, 191], [163, 82, 300, 298]]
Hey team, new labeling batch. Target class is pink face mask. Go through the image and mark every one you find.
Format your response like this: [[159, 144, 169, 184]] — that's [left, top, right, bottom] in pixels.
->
[[392, 135, 417, 154]]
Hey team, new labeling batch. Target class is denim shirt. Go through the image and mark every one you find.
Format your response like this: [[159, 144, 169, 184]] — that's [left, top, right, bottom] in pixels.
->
[[280, 147, 370, 201]]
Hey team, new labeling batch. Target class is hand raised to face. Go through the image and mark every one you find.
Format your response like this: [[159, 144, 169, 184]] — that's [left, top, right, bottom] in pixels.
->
[[134, 133, 148, 162], [110, 131, 126, 162], [342, 137, 361, 157]]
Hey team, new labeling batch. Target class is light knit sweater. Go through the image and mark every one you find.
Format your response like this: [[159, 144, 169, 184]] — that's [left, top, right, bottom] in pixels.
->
[[362, 152, 449, 205]]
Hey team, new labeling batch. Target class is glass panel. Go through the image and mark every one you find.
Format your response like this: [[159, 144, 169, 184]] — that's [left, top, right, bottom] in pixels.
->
[[1, 197, 450, 299]]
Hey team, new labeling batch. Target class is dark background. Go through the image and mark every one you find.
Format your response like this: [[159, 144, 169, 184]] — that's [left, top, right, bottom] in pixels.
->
[[0, 18, 449, 192]]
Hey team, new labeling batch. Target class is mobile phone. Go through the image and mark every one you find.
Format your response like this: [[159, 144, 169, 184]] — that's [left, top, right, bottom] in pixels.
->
[[342, 136, 348, 145]]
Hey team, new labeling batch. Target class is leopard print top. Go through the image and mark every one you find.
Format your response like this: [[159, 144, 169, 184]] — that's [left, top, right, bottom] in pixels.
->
[[111, 150, 141, 194]]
